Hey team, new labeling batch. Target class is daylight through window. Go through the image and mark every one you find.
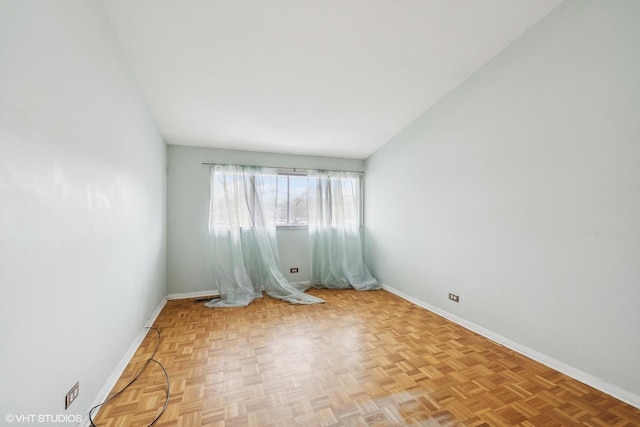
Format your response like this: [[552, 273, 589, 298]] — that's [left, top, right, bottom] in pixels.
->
[[275, 171, 364, 228], [276, 173, 308, 226]]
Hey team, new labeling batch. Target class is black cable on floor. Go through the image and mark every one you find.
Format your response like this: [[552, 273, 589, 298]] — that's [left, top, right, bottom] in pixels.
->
[[88, 327, 171, 427], [145, 358, 170, 426]]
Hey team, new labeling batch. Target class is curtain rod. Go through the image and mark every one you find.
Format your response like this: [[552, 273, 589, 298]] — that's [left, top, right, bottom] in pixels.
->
[[201, 162, 364, 175]]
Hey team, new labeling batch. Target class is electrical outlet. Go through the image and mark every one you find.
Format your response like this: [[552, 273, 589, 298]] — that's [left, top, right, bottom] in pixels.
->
[[290, 267, 299, 273], [448, 293, 459, 303], [65, 382, 79, 410]]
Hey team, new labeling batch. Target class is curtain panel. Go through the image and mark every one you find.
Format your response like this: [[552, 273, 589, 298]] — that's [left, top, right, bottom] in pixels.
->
[[205, 165, 324, 307], [307, 170, 380, 291]]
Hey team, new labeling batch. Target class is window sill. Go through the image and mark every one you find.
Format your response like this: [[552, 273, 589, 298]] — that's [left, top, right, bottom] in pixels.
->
[[276, 225, 308, 230], [276, 225, 365, 230]]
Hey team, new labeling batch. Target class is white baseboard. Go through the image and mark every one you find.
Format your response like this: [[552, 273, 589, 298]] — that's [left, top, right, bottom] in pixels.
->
[[166, 290, 219, 300], [81, 297, 167, 426], [166, 286, 318, 301], [381, 283, 640, 410]]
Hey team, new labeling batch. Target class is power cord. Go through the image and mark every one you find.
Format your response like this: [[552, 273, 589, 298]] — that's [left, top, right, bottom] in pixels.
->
[[88, 327, 170, 426]]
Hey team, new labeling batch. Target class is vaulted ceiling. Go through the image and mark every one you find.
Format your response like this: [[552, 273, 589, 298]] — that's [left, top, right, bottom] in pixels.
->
[[103, 0, 563, 159]]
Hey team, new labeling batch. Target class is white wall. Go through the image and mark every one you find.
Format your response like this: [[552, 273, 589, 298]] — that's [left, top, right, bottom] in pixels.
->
[[365, 0, 640, 399], [167, 145, 364, 294], [0, 0, 166, 422]]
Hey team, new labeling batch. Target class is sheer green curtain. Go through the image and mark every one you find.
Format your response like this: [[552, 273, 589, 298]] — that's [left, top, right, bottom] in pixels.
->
[[307, 170, 380, 291], [205, 165, 324, 307]]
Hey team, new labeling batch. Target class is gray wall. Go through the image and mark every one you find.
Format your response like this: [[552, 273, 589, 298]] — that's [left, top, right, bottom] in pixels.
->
[[365, 0, 640, 397], [0, 0, 167, 420], [167, 145, 364, 294]]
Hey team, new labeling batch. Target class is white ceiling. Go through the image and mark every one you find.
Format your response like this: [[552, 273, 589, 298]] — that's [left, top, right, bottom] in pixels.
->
[[102, 0, 562, 159]]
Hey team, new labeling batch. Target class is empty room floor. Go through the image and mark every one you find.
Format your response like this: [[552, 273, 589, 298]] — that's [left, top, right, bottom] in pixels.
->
[[93, 289, 640, 426]]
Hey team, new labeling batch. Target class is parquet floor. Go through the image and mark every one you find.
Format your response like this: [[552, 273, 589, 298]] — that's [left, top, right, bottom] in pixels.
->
[[93, 289, 640, 426]]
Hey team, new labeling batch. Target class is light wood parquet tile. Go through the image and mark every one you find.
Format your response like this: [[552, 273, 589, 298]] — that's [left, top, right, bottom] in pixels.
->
[[93, 289, 640, 426]]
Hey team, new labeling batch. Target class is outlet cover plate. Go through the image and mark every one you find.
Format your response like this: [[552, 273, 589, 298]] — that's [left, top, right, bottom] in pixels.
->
[[65, 382, 79, 410]]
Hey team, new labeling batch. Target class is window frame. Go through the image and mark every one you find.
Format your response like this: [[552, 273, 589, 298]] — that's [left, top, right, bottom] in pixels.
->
[[275, 169, 365, 230], [276, 170, 309, 229]]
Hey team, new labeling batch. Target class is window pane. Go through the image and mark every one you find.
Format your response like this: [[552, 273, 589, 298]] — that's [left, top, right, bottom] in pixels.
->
[[276, 175, 288, 225], [289, 175, 308, 225], [341, 176, 359, 227], [275, 174, 309, 226]]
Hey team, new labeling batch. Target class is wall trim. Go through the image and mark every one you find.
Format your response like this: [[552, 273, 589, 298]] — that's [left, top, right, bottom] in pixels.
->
[[82, 297, 167, 426], [166, 290, 219, 300], [382, 283, 640, 410]]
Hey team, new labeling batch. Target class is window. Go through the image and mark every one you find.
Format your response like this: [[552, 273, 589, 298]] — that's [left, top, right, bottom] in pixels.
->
[[275, 171, 364, 228], [208, 166, 363, 229], [276, 173, 308, 226]]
